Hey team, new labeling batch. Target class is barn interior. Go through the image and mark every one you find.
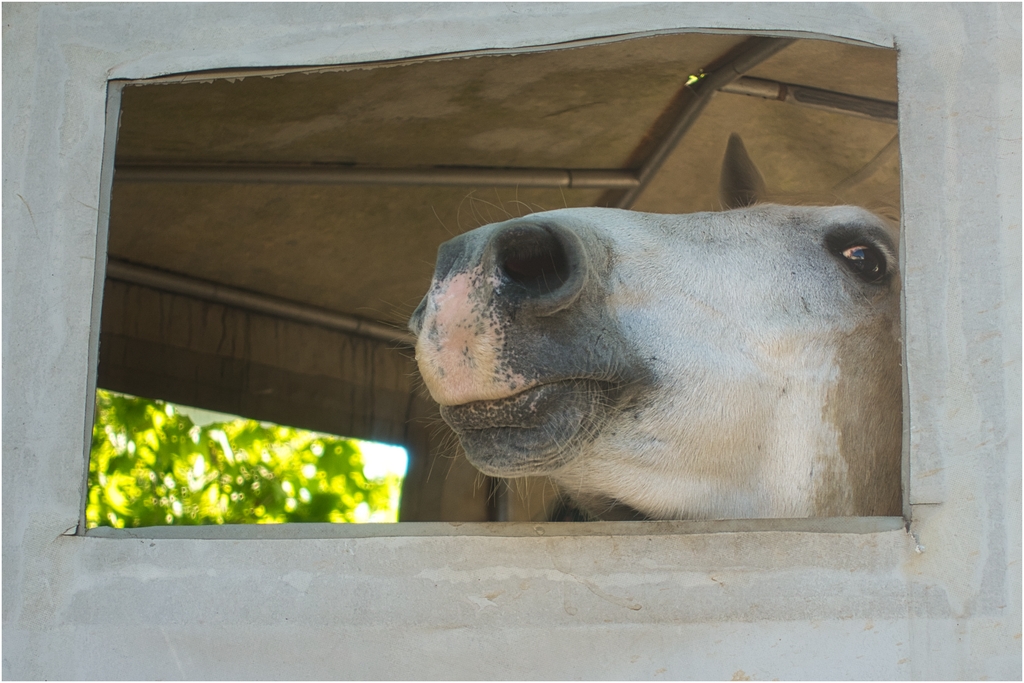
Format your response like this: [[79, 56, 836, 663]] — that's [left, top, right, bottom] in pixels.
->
[[97, 32, 900, 522]]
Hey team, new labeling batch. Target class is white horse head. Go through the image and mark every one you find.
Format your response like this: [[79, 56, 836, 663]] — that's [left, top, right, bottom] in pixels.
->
[[410, 137, 901, 520]]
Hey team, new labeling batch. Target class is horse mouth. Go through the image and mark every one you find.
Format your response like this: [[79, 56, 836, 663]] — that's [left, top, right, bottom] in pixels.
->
[[439, 379, 610, 476]]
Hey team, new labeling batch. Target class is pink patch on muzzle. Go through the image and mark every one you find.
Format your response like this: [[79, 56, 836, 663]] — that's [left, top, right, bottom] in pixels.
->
[[415, 269, 528, 406]]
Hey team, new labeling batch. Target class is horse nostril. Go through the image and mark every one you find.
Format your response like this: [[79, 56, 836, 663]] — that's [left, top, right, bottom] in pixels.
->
[[497, 225, 573, 297]]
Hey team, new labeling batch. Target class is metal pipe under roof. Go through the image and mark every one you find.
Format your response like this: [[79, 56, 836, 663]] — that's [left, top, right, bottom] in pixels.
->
[[105, 258, 416, 347], [114, 164, 641, 189], [721, 76, 897, 122]]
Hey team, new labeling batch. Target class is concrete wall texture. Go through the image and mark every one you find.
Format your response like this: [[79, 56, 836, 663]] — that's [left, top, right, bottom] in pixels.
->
[[2, 3, 1020, 679]]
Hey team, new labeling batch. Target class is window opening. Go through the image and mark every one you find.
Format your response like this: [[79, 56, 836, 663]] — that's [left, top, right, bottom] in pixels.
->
[[89, 31, 901, 529]]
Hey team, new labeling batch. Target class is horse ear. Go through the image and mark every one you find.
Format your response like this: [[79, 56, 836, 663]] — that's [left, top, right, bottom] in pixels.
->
[[719, 133, 766, 209]]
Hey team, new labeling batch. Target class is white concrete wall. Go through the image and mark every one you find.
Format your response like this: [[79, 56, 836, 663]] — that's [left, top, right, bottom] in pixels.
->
[[3, 3, 1020, 679]]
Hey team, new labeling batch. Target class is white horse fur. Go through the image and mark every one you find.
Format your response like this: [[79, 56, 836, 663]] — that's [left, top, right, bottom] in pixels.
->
[[409, 136, 901, 520]]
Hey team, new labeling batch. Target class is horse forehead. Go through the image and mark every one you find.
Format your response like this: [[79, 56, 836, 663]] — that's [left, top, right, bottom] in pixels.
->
[[586, 207, 810, 257], [504, 203, 799, 234], [586, 206, 891, 316], [463, 204, 894, 270], [620, 205, 892, 254]]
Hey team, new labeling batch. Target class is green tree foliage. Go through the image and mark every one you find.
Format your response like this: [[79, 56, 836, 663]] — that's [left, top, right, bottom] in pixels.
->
[[88, 390, 403, 528]]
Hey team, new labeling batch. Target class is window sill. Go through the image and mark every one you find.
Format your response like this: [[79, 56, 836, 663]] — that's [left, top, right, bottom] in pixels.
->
[[84, 516, 905, 540]]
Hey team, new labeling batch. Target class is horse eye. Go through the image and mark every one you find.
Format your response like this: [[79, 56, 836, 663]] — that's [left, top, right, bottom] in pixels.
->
[[841, 244, 886, 283]]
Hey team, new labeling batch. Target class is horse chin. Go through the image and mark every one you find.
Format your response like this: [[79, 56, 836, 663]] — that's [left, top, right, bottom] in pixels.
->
[[439, 379, 609, 477]]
